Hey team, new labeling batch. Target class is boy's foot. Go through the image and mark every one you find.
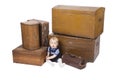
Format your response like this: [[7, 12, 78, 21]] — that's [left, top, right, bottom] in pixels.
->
[[46, 60, 55, 67], [58, 59, 65, 67]]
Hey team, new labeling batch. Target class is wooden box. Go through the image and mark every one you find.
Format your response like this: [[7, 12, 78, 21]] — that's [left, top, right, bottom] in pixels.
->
[[28, 19, 49, 47], [39, 20, 49, 46], [49, 34, 100, 62], [62, 53, 86, 69], [12, 45, 47, 66], [21, 20, 40, 50], [52, 5, 105, 39]]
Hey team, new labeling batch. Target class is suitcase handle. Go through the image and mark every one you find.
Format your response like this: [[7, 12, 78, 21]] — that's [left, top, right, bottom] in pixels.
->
[[69, 54, 76, 58]]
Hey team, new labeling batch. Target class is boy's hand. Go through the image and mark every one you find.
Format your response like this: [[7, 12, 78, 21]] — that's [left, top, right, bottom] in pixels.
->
[[46, 55, 57, 60], [46, 56, 49, 60]]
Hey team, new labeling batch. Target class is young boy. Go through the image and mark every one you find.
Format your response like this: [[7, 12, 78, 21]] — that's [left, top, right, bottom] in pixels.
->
[[46, 37, 60, 62], [46, 37, 65, 67]]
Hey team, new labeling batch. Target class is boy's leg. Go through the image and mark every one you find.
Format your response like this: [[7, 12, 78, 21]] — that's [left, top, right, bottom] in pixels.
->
[[46, 60, 55, 66], [58, 58, 65, 67]]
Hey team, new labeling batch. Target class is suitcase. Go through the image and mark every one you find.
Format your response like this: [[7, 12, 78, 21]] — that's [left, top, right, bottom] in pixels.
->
[[62, 53, 86, 69], [21, 20, 40, 50], [52, 5, 105, 39], [12, 45, 47, 66], [27, 19, 49, 47], [49, 33, 100, 62]]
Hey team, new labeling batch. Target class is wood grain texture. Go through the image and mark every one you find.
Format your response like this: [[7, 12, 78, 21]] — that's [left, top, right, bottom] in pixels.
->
[[52, 5, 105, 39], [21, 20, 40, 50], [49, 34, 100, 62], [62, 53, 86, 69], [12, 45, 47, 66], [27, 19, 49, 47]]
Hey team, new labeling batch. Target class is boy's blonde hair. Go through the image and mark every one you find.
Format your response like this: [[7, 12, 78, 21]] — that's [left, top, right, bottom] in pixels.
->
[[49, 37, 59, 43]]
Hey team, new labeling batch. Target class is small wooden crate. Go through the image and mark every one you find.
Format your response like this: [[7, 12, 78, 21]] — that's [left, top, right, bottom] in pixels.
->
[[12, 45, 47, 66]]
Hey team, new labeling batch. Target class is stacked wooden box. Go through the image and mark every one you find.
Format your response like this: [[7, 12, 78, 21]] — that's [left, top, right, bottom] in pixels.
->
[[12, 19, 49, 66], [12, 5, 105, 69], [50, 5, 105, 62]]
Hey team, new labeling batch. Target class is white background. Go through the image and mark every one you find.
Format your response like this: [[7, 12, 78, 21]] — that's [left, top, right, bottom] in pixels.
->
[[0, 0, 120, 80]]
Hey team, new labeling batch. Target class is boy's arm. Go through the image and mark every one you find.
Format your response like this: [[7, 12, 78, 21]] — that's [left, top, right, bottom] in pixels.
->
[[47, 52, 50, 57], [46, 54, 57, 60], [46, 47, 50, 58], [46, 49, 59, 60], [46, 52, 50, 59]]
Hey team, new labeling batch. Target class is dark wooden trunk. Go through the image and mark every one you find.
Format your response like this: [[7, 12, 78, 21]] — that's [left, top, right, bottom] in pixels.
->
[[49, 33, 100, 62], [62, 53, 86, 69], [40, 20, 49, 47]]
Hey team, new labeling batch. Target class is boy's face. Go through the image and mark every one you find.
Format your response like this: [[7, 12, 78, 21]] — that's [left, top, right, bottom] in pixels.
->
[[49, 39, 58, 48]]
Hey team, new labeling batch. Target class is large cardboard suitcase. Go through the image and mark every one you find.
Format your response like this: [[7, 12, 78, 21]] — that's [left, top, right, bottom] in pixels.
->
[[49, 34, 100, 62], [52, 5, 105, 39], [21, 20, 40, 50], [28, 19, 49, 47], [62, 53, 86, 69], [12, 45, 47, 66]]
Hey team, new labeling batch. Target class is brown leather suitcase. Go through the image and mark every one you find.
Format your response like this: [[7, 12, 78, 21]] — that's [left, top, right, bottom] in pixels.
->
[[21, 20, 40, 50], [52, 5, 105, 39], [27, 19, 49, 47], [12, 45, 47, 66], [62, 53, 86, 69], [49, 34, 100, 62]]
